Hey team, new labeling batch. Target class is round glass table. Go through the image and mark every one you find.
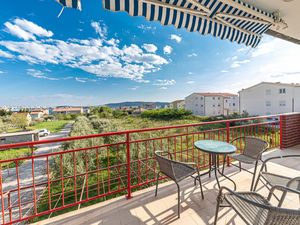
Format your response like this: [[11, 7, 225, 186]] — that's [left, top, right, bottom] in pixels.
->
[[194, 140, 237, 190]]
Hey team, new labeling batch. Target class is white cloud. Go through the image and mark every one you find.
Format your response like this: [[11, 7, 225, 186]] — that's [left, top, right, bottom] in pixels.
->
[[186, 81, 195, 84], [75, 77, 87, 83], [230, 59, 250, 68], [221, 70, 228, 73], [91, 21, 108, 38], [0, 49, 14, 58], [1, 18, 169, 82], [170, 34, 182, 43], [137, 24, 156, 32], [26, 69, 58, 80], [4, 18, 53, 41], [142, 44, 157, 53], [128, 86, 139, 90], [187, 53, 197, 57], [0, 71, 4, 74], [251, 39, 276, 57], [160, 87, 167, 90], [188, 72, 193, 75], [163, 45, 172, 55], [13, 18, 53, 37], [153, 79, 176, 86]]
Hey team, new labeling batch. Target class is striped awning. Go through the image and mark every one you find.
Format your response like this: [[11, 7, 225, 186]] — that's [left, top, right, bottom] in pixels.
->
[[57, 0, 82, 10], [103, 0, 287, 47]]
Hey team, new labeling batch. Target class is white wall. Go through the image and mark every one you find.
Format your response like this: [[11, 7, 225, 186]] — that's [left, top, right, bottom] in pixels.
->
[[185, 93, 205, 116], [239, 83, 298, 116], [185, 94, 239, 116]]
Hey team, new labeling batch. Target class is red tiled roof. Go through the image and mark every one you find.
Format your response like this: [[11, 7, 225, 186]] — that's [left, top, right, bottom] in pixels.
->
[[195, 92, 237, 97]]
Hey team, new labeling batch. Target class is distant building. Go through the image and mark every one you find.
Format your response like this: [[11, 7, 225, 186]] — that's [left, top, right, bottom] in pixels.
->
[[52, 107, 83, 115], [239, 82, 300, 116], [30, 109, 48, 120], [185, 93, 239, 116], [83, 106, 91, 114], [169, 100, 185, 109], [143, 103, 157, 110], [0, 131, 39, 145]]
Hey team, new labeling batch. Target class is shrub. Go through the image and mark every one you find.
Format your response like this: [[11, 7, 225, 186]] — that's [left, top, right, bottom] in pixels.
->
[[141, 108, 193, 120]]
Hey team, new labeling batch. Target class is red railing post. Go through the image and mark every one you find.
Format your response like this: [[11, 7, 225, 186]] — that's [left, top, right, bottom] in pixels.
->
[[126, 132, 132, 199], [226, 121, 230, 166], [279, 115, 283, 150]]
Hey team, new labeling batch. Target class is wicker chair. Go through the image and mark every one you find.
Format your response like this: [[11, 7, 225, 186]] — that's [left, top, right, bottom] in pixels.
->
[[254, 154, 300, 207], [214, 186, 300, 225], [224, 136, 269, 191], [154, 151, 204, 218]]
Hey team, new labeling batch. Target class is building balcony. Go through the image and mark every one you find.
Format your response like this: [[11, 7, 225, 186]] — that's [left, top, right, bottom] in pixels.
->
[[0, 113, 300, 225]]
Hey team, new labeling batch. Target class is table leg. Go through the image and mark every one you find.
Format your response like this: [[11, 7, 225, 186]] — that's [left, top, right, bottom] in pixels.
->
[[208, 154, 211, 178], [212, 154, 221, 189]]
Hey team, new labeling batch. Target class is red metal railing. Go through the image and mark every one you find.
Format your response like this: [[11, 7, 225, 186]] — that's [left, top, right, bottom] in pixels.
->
[[0, 115, 280, 224]]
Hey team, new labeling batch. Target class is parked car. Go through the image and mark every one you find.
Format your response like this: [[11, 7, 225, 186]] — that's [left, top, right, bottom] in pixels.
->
[[38, 129, 50, 137]]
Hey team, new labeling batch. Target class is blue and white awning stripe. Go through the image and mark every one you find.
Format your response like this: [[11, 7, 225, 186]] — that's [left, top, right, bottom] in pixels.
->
[[57, 0, 82, 10], [103, 0, 284, 47]]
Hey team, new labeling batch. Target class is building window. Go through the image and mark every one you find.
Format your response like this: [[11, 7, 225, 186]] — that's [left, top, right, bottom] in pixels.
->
[[213, 105, 215, 107], [279, 88, 286, 94], [212, 97, 215, 100], [279, 100, 286, 107], [266, 89, 271, 95], [225, 100, 228, 103], [218, 97, 220, 100], [233, 103, 235, 106], [201, 105, 203, 107], [218, 104, 221, 107], [200, 97, 203, 100], [195, 97, 198, 100], [195, 104, 198, 106], [266, 101, 271, 107]]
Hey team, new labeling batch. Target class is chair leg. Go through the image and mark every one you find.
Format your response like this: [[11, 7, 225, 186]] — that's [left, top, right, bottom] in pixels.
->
[[175, 182, 181, 218], [253, 163, 265, 191], [197, 170, 204, 199], [155, 172, 160, 197], [278, 191, 288, 207], [214, 194, 221, 225], [250, 161, 258, 191], [239, 162, 242, 172]]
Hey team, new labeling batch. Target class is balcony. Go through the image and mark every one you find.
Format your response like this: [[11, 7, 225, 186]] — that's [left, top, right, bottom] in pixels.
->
[[35, 146, 300, 225], [0, 113, 300, 225]]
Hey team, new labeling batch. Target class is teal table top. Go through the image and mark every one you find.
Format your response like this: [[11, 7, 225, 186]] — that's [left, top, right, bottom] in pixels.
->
[[194, 140, 236, 154]]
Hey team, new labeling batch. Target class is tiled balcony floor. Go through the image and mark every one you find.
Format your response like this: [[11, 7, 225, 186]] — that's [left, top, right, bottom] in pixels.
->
[[34, 147, 300, 225]]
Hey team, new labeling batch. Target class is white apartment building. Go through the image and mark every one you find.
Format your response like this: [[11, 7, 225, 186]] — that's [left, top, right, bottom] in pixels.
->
[[169, 100, 185, 109], [239, 82, 300, 116], [185, 93, 239, 116]]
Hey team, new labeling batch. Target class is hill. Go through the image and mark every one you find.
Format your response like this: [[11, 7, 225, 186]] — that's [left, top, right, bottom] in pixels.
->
[[105, 101, 169, 109]]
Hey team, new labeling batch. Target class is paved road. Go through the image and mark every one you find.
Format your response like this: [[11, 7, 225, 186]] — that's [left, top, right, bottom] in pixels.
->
[[1, 123, 73, 223]]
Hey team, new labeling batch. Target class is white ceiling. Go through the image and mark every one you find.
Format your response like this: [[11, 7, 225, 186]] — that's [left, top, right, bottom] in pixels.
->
[[243, 0, 300, 43]]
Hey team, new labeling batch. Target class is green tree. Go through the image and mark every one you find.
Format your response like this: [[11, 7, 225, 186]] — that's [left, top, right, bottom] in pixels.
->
[[10, 113, 29, 129]]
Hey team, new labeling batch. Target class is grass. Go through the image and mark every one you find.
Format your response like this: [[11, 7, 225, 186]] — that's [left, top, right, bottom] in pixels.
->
[[29, 120, 70, 133], [0, 147, 34, 169]]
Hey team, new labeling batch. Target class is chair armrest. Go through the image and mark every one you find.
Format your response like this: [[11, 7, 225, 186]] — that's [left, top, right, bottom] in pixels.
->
[[217, 186, 270, 209], [171, 160, 195, 170], [261, 154, 300, 171], [268, 185, 300, 201], [287, 176, 300, 189], [155, 150, 173, 160], [230, 137, 244, 145]]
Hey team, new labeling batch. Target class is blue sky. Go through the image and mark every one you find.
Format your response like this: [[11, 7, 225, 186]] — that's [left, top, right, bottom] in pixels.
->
[[0, 0, 300, 106]]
